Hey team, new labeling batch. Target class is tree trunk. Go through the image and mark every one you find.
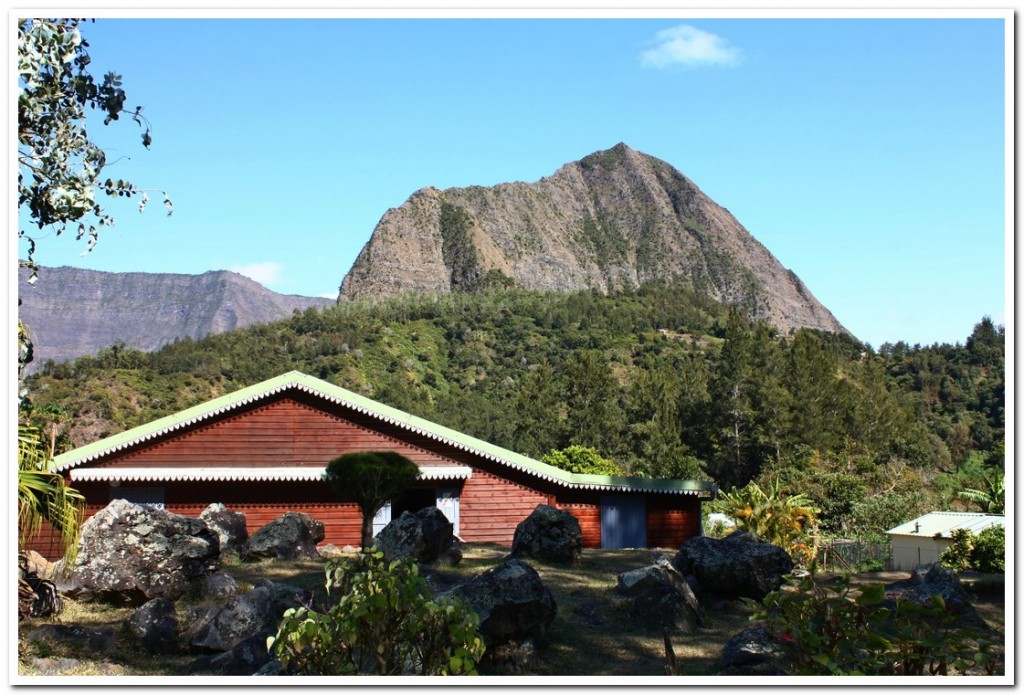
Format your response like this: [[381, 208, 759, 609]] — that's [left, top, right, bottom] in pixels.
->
[[360, 511, 375, 550]]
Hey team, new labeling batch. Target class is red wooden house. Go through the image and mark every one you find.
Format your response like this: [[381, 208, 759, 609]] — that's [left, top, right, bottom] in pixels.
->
[[34, 371, 716, 559]]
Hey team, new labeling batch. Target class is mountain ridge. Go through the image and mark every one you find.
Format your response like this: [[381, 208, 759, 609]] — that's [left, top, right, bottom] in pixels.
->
[[18, 266, 334, 371], [339, 143, 848, 337]]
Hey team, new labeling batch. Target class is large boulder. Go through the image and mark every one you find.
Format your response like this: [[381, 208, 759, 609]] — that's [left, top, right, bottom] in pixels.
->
[[66, 499, 220, 606], [240, 512, 324, 562], [439, 558, 557, 649], [125, 597, 179, 654], [199, 503, 248, 554], [182, 580, 309, 653], [672, 531, 794, 601], [189, 635, 273, 676], [884, 564, 989, 631], [510, 504, 582, 565], [616, 558, 703, 632], [375, 507, 461, 565], [718, 624, 790, 675], [201, 572, 240, 600]]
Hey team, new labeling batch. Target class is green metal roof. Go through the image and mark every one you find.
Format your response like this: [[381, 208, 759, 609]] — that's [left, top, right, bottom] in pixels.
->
[[54, 370, 717, 497]]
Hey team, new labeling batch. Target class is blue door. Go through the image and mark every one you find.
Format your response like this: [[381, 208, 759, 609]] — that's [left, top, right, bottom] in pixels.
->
[[601, 495, 646, 549]]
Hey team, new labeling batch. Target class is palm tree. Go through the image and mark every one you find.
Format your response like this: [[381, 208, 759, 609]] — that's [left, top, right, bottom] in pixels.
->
[[718, 479, 819, 565], [958, 469, 1005, 514], [18, 421, 85, 569]]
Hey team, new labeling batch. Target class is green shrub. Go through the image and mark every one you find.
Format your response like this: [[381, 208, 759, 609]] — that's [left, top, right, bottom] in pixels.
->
[[939, 528, 975, 572], [971, 526, 1005, 574], [852, 558, 885, 573], [752, 571, 1001, 675], [541, 445, 622, 476], [718, 480, 819, 566], [268, 550, 485, 675], [940, 525, 1005, 574]]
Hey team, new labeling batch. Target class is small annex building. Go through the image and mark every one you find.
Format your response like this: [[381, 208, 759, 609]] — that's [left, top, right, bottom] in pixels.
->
[[32, 371, 716, 559], [886, 511, 1005, 571]]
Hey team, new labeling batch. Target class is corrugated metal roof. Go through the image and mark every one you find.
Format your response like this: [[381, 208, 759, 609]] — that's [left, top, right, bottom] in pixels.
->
[[53, 371, 717, 497], [886, 511, 1005, 538], [69, 465, 474, 483]]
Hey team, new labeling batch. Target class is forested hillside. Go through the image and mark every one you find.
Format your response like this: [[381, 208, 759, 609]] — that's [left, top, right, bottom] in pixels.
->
[[24, 284, 1004, 540]]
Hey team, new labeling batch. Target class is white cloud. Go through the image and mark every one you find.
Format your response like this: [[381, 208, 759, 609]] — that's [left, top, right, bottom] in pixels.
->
[[229, 261, 284, 285], [641, 25, 742, 69]]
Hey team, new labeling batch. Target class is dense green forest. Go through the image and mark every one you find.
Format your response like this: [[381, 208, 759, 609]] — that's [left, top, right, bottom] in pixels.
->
[[24, 282, 1004, 540]]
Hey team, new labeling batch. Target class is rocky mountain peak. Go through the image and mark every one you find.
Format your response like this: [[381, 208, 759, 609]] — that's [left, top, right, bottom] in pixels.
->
[[339, 144, 848, 337]]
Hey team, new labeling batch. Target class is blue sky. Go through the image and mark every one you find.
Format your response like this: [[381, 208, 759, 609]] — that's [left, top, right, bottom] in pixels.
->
[[16, 13, 1009, 349]]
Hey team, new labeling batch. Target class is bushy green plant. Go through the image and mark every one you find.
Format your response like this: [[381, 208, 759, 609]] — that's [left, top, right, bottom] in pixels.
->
[[972, 525, 1005, 574], [942, 525, 1005, 574], [939, 528, 975, 572], [753, 570, 1001, 675], [718, 479, 819, 565], [268, 550, 485, 675], [541, 445, 622, 476], [851, 558, 885, 573]]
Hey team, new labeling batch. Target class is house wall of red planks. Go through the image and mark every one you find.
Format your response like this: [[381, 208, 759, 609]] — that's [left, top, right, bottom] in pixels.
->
[[646, 494, 702, 549], [23, 391, 710, 560], [458, 469, 550, 545], [556, 503, 602, 548], [86, 398, 462, 471]]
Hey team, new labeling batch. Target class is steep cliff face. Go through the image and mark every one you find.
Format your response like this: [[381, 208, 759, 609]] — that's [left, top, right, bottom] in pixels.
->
[[18, 266, 334, 370], [340, 143, 847, 336]]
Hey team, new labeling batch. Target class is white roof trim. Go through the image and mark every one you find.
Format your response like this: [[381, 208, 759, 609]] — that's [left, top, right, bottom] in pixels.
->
[[69, 465, 474, 483], [417, 466, 473, 481]]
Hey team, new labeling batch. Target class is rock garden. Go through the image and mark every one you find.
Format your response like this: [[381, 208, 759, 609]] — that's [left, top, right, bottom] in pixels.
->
[[18, 501, 1006, 678]]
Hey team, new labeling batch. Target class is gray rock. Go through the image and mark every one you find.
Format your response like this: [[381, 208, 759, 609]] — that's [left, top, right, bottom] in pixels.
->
[[316, 543, 347, 559], [183, 581, 309, 653], [66, 499, 220, 606], [240, 512, 324, 562], [199, 503, 248, 554], [440, 558, 556, 649], [201, 572, 239, 599], [125, 597, 179, 654], [617, 559, 703, 632], [510, 504, 582, 565], [254, 659, 288, 676], [485, 639, 539, 674], [672, 532, 794, 601], [884, 564, 989, 631], [189, 635, 273, 676], [718, 624, 790, 675], [375, 507, 461, 565]]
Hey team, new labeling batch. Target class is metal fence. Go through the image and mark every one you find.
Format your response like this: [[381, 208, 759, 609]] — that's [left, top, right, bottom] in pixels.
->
[[817, 538, 892, 572]]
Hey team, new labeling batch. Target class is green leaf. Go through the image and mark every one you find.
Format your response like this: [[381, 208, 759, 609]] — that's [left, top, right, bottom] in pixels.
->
[[855, 583, 885, 606]]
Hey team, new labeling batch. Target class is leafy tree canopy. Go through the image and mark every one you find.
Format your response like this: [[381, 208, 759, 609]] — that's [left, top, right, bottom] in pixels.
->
[[18, 17, 171, 281], [324, 451, 420, 548], [541, 445, 623, 476]]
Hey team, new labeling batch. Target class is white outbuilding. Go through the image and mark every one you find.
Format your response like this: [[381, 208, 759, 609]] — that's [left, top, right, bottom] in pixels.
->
[[886, 511, 1005, 571]]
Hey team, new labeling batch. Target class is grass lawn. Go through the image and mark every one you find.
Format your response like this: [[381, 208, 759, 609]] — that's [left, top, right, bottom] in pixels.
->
[[17, 545, 1005, 678]]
